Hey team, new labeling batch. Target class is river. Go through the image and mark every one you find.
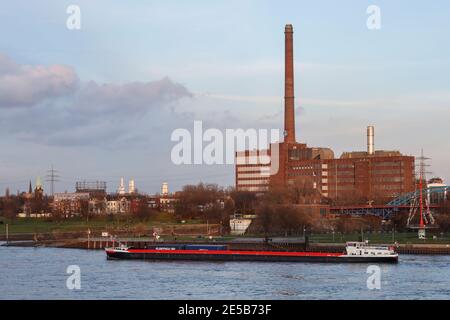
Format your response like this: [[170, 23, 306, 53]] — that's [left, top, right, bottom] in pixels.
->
[[1, 244, 449, 299]]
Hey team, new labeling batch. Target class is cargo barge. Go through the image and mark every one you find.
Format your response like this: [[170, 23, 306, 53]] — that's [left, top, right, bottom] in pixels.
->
[[105, 241, 399, 263]]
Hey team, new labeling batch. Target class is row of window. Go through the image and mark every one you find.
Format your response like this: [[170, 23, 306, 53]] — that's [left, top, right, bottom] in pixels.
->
[[238, 186, 269, 192], [372, 177, 404, 182], [237, 165, 270, 172], [237, 173, 271, 179], [237, 179, 270, 186], [371, 162, 412, 167], [373, 185, 403, 190]]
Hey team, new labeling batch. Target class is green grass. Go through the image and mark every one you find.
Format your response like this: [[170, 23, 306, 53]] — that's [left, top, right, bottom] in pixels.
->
[[309, 231, 450, 244], [0, 213, 203, 235], [2, 216, 450, 245]]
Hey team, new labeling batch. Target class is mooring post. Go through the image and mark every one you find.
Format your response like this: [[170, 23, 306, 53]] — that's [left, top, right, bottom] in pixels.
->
[[6, 224, 9, 245]]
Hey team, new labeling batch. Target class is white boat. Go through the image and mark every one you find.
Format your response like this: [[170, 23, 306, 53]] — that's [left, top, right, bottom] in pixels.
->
[[342, 241, 398, 261]]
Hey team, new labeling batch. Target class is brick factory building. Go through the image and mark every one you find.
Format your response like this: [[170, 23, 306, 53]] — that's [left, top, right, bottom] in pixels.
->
[[235, 24, 415, 204]]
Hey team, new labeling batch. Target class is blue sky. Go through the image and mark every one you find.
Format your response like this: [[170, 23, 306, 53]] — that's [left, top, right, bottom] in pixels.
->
[[0, 0, 449, 194]]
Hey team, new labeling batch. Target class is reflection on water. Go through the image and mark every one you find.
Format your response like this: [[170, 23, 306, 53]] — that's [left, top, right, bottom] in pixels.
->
[[1, 245, 450, 300]]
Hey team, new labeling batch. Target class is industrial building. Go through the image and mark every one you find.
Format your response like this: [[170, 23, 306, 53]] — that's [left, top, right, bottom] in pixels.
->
[[235, 24, 415, 204]]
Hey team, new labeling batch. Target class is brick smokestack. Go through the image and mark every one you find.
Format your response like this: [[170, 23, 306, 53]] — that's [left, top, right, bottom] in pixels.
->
[[284, 24, 296, 143]]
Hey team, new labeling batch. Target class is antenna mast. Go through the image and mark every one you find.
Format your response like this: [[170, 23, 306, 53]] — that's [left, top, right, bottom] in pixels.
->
[[45, 165, 60, 196]]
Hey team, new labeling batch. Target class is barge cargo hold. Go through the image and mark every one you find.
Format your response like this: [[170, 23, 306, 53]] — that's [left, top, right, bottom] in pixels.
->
[[105, 242, 399, 263]]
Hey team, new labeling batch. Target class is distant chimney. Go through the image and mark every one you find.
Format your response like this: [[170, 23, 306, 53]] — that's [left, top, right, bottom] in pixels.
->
[[284, 24, 296, 143], [367, 126, 375, 155]]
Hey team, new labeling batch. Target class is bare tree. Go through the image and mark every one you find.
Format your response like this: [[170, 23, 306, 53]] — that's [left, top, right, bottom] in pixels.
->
[[79, 199, 90, 222], [175, 183, 225, 219], [256, 203, 275, 236], [229, 189, 257, 214], [2, 195, 19, 220]]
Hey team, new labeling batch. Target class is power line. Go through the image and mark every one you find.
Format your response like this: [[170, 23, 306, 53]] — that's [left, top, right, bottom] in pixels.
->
[[45, 165, 60, 196]]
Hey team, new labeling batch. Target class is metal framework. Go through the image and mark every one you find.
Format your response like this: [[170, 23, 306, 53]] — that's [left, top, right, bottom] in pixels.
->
[[330, 206, 400, 220], [330, 151, 448, 223], [45, 165, 60, 196], [331, 186, 447, 220], [75, 181, 107, 193], [387, 186, 449, 206]]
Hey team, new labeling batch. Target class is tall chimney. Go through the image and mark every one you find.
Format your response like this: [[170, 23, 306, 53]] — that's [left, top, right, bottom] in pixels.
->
[[284, 24, 296, 143], [367, 126, 375, 155]]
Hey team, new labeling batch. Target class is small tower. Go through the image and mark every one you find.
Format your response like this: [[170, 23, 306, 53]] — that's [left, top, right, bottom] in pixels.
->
[[35, 176, 43, 192], [34, 176, 44, 200], [161, 182, 169, 196], [128, 179, 135, 194], [117, 177, 126, 195]]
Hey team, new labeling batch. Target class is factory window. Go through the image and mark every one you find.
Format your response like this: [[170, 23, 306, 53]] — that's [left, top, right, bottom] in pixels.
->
[[291, 165, 313, 170], [237, 179, 269, 186], [237, 166, 270, 173], [338, 164, 355, 169], [238, 173, 270, 179], [289, 149, 312, 161], [335, 170, 355, 176], [336, 178, 355, 183], [336, 186, 355, 191], [372, 177, 404, 183], [372, 162, 402, 167], [288, 172, 316, 177], [372, 169, 401, 175], [373, 185, 402, 190]]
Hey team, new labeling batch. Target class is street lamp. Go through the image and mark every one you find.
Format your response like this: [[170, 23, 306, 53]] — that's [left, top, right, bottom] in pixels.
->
[[87, 228, 91, 249]]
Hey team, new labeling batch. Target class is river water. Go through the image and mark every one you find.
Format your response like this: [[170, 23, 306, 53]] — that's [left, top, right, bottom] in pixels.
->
[[1, 244, 449, 300]]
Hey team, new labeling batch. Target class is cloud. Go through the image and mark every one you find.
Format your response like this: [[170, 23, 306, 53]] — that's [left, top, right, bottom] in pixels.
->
[[0, 54, 192, 147], [72, 77, 191, 117], [0, 54, 79, 107]]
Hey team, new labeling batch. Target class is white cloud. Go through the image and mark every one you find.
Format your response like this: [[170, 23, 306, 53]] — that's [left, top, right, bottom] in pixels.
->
[[0, 54, 79, 107], [0, 54, 192, 147]]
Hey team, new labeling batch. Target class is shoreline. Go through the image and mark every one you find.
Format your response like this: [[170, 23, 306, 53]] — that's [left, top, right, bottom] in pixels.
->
[[3, 238, 450, 255]]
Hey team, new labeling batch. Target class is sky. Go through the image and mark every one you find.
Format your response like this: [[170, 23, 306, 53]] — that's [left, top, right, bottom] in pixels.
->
[[0, 0, 449, 194]]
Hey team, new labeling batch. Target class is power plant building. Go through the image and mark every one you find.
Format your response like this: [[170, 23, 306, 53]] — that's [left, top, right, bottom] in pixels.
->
[[235, 24, 415, 203]]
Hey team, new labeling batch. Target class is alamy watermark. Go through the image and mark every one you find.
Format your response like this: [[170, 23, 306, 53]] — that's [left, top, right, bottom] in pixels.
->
[[66, 5, 81, 30], [366, 265, 381, 290], [367, 5, 381, 30], [66, 265, 81, 290], [170, 121, 281, 174]]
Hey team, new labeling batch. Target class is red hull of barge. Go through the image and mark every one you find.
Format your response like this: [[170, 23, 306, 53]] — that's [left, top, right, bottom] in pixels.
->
[[105, 249, 398, 263]]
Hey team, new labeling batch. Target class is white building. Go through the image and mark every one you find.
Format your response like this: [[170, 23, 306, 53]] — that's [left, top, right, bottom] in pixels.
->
[[235, 150, 271, 193], [161, 182, 169, 196], [129, 179, 136, 194], [229, 214, 256, 235], [118, 177, 126, 195], [106, 200, 120, 215]]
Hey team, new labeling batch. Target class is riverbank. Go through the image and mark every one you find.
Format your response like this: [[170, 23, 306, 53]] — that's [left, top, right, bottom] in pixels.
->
[[3, 217, 450, 255], [3, 217, 450, 244], [4, 236, 450, 255]]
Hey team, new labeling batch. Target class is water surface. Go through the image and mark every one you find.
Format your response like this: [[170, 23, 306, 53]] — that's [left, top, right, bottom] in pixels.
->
[[1, 244, 449, 299]]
